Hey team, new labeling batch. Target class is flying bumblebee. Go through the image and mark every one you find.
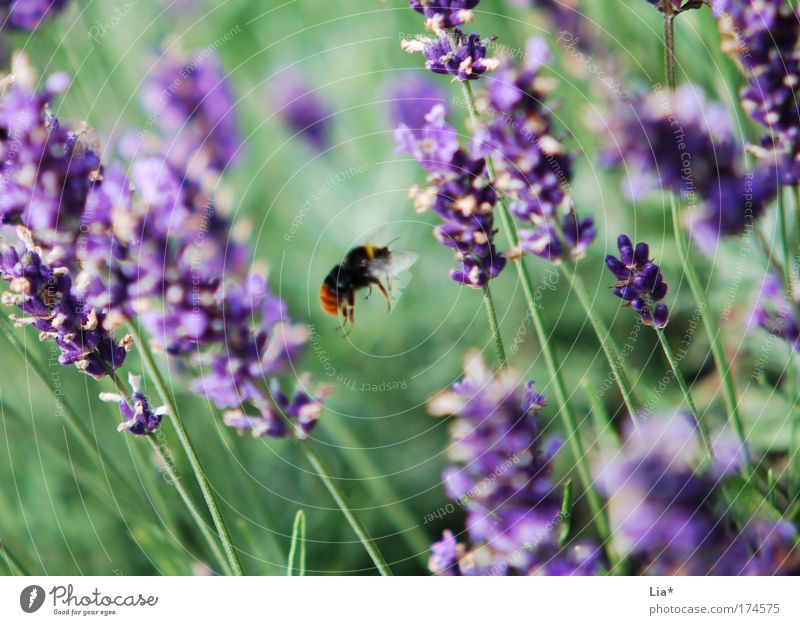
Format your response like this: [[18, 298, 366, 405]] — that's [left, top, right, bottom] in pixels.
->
[[320, 243, 417, 333]]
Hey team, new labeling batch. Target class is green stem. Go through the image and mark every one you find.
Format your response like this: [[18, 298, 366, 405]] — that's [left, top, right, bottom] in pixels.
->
[[778, 185, 792, 292], [662, 8, 676, 90], [298, 441, 393, 576], [458, 79, 619, 569], [316, 417, 432, 564], [481, 285, 508, 367], [559, 263, 639, 420], [661, 14, 750, 474], [125, 320, 244, 576], [0, 315, 232, 572], [287, 510, 307, 576], [669, 195, 750, 472], [655, 328, 713, 460], [104, 369, 234, 576], [0, 537, 32, 575]]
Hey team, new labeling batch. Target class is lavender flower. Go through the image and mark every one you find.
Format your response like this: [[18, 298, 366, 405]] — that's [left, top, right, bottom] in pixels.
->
[[476, 37, 596, 261], [0, 245, 130, 379], [427, 351, 603, 575], [601, 85, 776, 250], [595, 413, 799, 574], [269, 72, 331, 151], [141, 49, 241, 179], [750, 272, 800, 351], [396, 105, 506, 287], [605, 234, 669, 328], [402, 30, 499, 81], [1, 0, 68, 31], [0, 63, 102, 267], [409, 0, 479, 31], [100, 374, 166, 435], [713, 1, 800, 184], [383, 74, 446, 134], [0, 55, 326, 440]]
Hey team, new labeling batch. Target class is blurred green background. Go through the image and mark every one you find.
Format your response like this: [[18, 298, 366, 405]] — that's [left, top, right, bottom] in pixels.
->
[[0, 0, 795, 575]]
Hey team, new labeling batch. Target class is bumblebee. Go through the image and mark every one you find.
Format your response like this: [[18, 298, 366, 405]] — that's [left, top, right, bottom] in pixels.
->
[[320, 244, 416, 332]]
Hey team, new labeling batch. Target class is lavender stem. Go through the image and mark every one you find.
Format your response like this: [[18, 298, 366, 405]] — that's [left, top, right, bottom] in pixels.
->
[[655, 328, 714, 461], [126, 320, 244, 575], [662, 11, 750, 474], [104, 367, 234, 576], [559, 262, 639, 419], [482, 285, 508, 367], [669, 195, 751, 472], [458, 79, 618, 567]]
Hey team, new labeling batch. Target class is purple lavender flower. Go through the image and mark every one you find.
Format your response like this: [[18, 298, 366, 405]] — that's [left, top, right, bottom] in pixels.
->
[[750, 272, 800, 351], [0, 66, 102, 266], [427, 351, 603, 575], [397, 105, 506, 287], [605, 234, 669, 328], [383, 74, 447, 135], [595, 413, 799, 574], [1, 0, 69, 31], [0, 245, 130, 379], [601, 85, 776, 249], [0, 55, 326, 440], [141, 49, 241, 178], [476, 37, 596, 262], [100, 374, 166, 435], [409, 0, 479, 31], [712, 1, 800, 184], [268, 72, 331, 151], [402, 29, 499, 81]]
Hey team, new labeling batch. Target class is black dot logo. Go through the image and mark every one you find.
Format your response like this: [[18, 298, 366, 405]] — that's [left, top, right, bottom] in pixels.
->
[[20, 585, 45, 613]]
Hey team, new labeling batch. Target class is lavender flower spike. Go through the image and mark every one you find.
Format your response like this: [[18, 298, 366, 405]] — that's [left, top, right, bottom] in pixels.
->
[[427, 351, 603, 575], [396, 105, 507, 287], [605, 234, 669, 328], [409, 0, 479, 31], [595, 413, 800, 575], [402, 29, 499, 81], [100, 374, 167, 435]]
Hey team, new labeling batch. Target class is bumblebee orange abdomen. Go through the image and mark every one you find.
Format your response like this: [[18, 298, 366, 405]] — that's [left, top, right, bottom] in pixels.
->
[[319, 284, 340, 316]]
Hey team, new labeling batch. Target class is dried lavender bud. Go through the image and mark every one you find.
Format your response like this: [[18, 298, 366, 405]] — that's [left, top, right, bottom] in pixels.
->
[[427, 351, 602, 575], [402, 29, 499, 81], [100, 374, 166, 435], [605, 234, 669, 328]]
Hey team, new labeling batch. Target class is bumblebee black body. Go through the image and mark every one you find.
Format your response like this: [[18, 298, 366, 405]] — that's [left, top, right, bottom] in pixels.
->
[[319, 245, 392, 331]]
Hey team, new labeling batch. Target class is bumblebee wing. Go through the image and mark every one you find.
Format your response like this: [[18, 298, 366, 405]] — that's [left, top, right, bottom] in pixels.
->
[[386, 250, 418, 275], [375, 250, 418, 311]]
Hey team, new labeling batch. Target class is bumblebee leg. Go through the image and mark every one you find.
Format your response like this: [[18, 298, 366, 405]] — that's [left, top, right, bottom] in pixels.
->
[[369, 277, 391, 311], [364, 284, 372, 301]]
